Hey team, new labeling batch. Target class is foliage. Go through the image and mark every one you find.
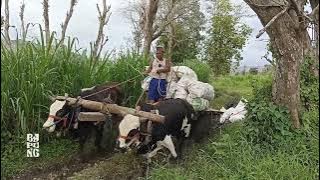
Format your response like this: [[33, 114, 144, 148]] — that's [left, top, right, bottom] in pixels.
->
[[1, 29, 147, 152], [244, 76, 294, 150], [150, 74, 319, 180], [244, 101, 293, 150], [210, 73, 272, 108], [206, 0, 252, 75], [300, 56, 319, 110], [107, 52, 148, 106], [158, 0, 205, 63]]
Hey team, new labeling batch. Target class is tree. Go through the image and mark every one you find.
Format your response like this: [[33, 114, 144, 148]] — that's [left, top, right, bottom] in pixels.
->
[[3, 0, 10, 45], [158, 0, 205, 62], [243, 0, 319, 128], [206, 0, 252, 75], [126, 0, 200, 57]]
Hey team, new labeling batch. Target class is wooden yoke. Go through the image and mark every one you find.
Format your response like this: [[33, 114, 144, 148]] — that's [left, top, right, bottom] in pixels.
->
[[53, 96, 165, 124]]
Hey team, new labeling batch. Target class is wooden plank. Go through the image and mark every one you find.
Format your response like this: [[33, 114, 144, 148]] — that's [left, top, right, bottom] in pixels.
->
[[54, 96, 165, 123], [78, 112, 107, 122], [204, 108, 224, 114]]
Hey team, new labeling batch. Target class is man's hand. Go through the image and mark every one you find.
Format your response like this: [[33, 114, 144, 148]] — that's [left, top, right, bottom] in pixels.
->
[[151, 69, 158, 74]]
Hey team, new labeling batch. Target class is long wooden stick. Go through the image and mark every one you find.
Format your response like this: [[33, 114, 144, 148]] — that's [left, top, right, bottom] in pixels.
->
[[54, 96, 165, 123]]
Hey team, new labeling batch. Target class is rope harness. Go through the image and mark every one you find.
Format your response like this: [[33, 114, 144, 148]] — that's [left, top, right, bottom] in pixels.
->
[[81, 74, 143, 99], [47, 114, 69, 128]]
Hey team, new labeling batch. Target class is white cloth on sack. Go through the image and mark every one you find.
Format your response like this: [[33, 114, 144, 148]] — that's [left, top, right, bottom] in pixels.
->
[[171, 66, 198, 81], [187, 81, 215, 101], [219, 99, 247, 123]]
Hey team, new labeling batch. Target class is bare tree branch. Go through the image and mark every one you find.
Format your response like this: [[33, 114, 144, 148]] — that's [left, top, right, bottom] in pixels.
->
[[152, 12, 185, 41], [42, 0, 50, 45], [60, 0, 77, 44], [256, 4, 290, 38], [308, 3, 319, 24], [92, 0, 111, 60]]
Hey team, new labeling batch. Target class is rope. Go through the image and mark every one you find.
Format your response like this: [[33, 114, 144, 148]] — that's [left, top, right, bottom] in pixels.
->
[[157, 79, 167, 97], [81, 74, 143, 99]]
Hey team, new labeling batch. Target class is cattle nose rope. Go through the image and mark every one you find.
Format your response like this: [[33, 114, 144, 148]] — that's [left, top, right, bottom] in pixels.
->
[[81, 74, 143, 99], [45, 114, 69, 129]]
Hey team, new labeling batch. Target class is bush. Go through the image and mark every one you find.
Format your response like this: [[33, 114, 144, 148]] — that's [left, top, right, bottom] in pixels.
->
[[244, 77, 295, 150], [300, 56, 319, 110], [244, 101, 294, 150]]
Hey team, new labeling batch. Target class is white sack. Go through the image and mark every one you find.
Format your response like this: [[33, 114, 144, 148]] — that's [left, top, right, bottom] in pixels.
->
[[166, 81, 178, 98], [188, 81, 215, 101], [173, 86, 188, 99], [172, 66, 198, 80], [177, 76, 195, 89], [219, 99, 247, 123]]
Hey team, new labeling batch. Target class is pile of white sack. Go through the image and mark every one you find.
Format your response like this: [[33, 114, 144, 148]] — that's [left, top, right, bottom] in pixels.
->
[[141, 66, 215, 111], [219, 98, 247, 123]]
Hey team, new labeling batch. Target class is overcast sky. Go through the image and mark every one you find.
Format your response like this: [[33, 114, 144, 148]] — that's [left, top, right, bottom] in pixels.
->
[[3, 0, 270, 67]]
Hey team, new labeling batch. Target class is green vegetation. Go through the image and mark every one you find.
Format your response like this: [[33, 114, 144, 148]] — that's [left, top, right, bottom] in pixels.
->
[[150, 73, 319, 180], [1, 31, 318, 179], [1, 31, 147, 178], [210, 73, 272, 109], [1, 138, 78, 178], [206, 0, 252, 75]]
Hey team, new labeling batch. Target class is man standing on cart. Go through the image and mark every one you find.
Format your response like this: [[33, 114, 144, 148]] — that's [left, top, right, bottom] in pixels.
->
[[144, 45, 171, 104]]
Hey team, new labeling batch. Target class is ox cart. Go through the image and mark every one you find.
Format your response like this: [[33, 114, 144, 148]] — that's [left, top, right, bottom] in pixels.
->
[[52, 96, 224, 138]]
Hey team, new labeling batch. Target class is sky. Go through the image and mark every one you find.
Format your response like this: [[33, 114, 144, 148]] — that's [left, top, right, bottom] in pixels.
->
[[2, 0, 270, 67]]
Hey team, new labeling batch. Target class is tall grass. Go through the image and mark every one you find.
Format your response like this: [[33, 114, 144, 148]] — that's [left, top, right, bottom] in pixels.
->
[[1, 29, 147, 149]]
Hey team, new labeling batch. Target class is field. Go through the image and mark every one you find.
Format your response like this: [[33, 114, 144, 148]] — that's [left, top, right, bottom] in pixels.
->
[[1, 40, 319, 179]]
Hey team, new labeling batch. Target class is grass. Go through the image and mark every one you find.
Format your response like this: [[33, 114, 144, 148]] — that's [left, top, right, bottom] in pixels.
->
[[1, 32, 147, 178], [1, 30, 318, 179], [1, 138, 78, 179], [210, 73, 272, 109], [149, 73, 319, 180]]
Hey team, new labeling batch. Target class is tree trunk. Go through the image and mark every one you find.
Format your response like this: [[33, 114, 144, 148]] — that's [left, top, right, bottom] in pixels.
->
[[243, 0, 316, 128], [143, 30, 153, 57], [4, 0, 10, 45], [310, 0, 319, 76], [143, 0, 159, 57], [43, 0, 50, 46], [167, 23, 174, 60]]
